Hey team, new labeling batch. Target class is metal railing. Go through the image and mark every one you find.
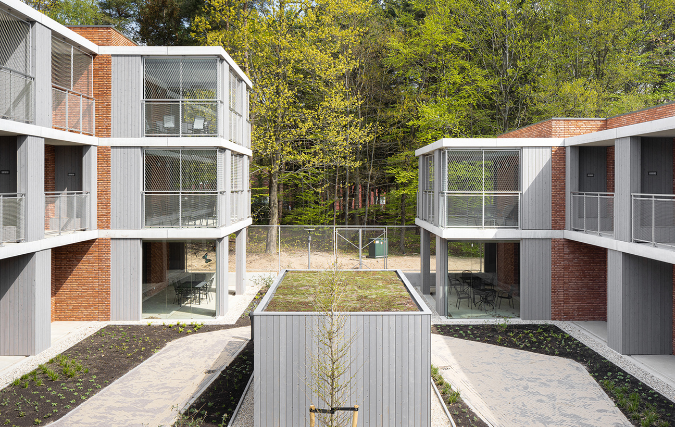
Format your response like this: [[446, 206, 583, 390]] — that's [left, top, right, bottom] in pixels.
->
[[0, 67, 34, 124], [0, 193, 25, 245], [231, 190, 250, 224], [143, 192, 218, 228], [44, 191, 89, 235], [440, 192, 520, 228], [571, 192, 614, 237], [417, 191, 434, 224], [143, 100, 221, 137], [52, 87, 95, 135], [632, 193, 675, 249]]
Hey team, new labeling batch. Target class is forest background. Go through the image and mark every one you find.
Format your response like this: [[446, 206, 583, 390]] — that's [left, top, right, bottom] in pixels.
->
[[25, 0, 675, 229]]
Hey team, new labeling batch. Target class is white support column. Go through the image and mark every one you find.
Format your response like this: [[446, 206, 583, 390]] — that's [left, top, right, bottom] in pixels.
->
[[235, 228, 247, 295], [420, 228, 431, 295], [216, 236, 228, 316], [433, 150, 441, 227], [435, 236, 448, 316], [225, 150, 232, 226]]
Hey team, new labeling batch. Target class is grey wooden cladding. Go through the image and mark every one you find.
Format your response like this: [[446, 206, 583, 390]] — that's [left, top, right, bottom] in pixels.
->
[[435, 236, 447, 315], [420, 228, 431, 295], [16, 136, 44, 242], [110, 239, 142, 321], [111, 147, 142, 229], [32, 23, 51, 127], [519, 239, 551, 320], [0, 250, 51, 356], [253, 271, 431, 427], [111, 56, 143, 138], [614, 137, 640, 242], [607, 250, 673, 355], [521, 147, 552, 230]]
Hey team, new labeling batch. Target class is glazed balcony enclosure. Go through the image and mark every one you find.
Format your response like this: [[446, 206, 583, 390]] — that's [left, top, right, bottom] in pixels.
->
[[418, 149, 521, 229]]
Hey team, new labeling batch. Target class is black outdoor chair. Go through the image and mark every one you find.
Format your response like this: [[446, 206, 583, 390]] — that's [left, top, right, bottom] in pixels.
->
[[497, 285, 516, 309], [455, 283, 472, 309]]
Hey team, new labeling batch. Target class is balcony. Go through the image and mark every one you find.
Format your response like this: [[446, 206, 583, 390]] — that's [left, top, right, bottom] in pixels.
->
[[44, 191, 89, 235], [52, 88, 95, 135], [0, 67, 34, 124], [441, 192, 520, 228], [632, 193, 675, 249], [0, 193, 25, 245], [143, 100, 221, 137], [143, 192, 219, 228], [231, 190, 250, 223], [417, 191, 434, 224], [571, 192, 614, 237]]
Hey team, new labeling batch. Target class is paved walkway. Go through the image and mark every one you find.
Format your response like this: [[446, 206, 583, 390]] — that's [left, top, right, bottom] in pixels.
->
[[431, 333, 632, 427], [53, 326, 251, 427]]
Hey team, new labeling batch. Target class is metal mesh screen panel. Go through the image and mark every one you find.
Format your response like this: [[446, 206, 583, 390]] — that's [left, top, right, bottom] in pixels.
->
[[0, 69, 33, 123], [484, 194, 519, 227], [231, 155, 243, 191], [445, 150, 483, 191], [181, 194, 218, 227], [52, 88, 67, 129], [144, 193, 180, 227], [0, 194, 24, 244], [144, 58, 181, 99], [72, 47, 92, 97], [44, 192, 88, 234], [145, 149, 181, 191], [67, 92, 81, 131], [181, 149, 218, 191], [82, 98, 94, 135], [0, 9, 30, 74], [444, 194, 483, 227], [445, 150, 519, 191], [182, 59, 218, 99], [51, 38, 72, 90], [633, 195, 675, 246], [484, 150, 520, 192]]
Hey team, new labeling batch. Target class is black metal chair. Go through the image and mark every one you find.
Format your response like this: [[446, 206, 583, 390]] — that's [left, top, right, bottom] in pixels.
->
[[497, 285, 516, 309], [455, 283, 472, 309]]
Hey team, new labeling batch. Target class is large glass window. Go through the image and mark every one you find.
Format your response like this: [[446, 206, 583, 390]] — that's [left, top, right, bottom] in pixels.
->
[[142, 240, 217, 319], [143, 57, 221, 137], [0, 9, 33, 124]]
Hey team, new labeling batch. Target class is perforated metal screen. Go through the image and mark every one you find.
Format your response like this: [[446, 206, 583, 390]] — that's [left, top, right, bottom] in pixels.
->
[[0, 9, 33, 124], [0, 9, 30, 74], [231, 154, 244, 191], [144, 149, 219, 192], [444, 149, 519, 192], [144, 58, 218, 100]]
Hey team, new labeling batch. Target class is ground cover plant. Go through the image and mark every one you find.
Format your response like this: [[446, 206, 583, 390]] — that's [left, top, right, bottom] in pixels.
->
[[265, 270, 418, 312], [433, 323, 674, 427], [432, 365, 487, 427], [0, 320, 249, 427]]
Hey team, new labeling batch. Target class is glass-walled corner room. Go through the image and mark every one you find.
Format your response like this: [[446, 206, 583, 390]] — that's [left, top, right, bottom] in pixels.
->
[[445, 241, 521, 319], [142, 240, 217, 319]]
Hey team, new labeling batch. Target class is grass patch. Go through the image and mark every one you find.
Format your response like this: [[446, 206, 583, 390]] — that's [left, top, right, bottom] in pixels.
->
[[265, 271, 418, 312]]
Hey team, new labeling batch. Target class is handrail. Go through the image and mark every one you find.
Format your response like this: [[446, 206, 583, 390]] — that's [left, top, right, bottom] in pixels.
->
[[570, 192, 614, 237], [44, 191, 89, 235], [571, 191, 614, 196], [631, 192, 675, 248], [440, 191, 520, 228], [44, 191, 90, 195]]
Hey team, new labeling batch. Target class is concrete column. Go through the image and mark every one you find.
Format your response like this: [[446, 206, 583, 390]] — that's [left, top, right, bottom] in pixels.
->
[[16, 136, 44, 242], [435, 236, 448, 316], [235, 228, 246, 295], [216, 236, 228, 316], [83, 145, 97, 229], [614, 137, 641, 242], [607, 250, 672, 354], [420, 228, 431, 295]]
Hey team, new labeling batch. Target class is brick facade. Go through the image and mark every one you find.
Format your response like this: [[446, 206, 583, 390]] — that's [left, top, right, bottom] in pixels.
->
[[606, 146, 615, 193], [51, 239, 111, 321], [67, 26, 136, 47], [606, 103, 675, 129], [97, 147, 111, 230], [498, 119, 607, 138], [149, 242, 167, 284], [496, 243, 519, 287], [551, 147, 566, 230], [551, 239, 607, 321]]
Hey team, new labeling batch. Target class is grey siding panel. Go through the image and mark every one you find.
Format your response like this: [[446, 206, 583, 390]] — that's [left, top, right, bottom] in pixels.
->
[[578, 147, 607, 192], [566, 146, 579, 230], [420, 229, 431, 294], [0, 137, 18, 193], [16, 136, 44, 242], [615, 137, 640, 242], [521, 147, 552, 230], [82, 146, 97, 229], [435, 236, 448, 315], [55, 146, 83, 191], [608, 251, 672, 354], [112, 56, 142, 138], [520, 239, 551, 320], [215, 237, 228, 316], [640, 137, 673, 194], [110, 239, 142, 321], [111, 147, 142, 229], [0, 251, 50, 356], [32, 23, 51, 127]]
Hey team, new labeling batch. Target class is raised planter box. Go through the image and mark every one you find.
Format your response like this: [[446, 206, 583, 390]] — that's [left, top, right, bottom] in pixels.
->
[[251, 269, 431, 427]]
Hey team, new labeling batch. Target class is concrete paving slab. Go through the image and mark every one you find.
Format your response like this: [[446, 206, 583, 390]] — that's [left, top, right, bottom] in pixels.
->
[[431, 333, 631, 427], [52, 326, 251, 427]]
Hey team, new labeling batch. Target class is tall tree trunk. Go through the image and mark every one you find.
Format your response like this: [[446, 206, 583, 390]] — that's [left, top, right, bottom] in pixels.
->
[[343, 168, 350, 225], [265, 155, 279, 254], [400, 192, 406, 254]]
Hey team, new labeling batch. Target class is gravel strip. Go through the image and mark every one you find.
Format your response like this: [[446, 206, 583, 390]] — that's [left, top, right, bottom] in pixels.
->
[[0, 322, 105, 390]]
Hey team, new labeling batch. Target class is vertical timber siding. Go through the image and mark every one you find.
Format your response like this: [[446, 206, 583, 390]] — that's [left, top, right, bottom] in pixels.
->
[[111, 56, 142, 138], [110, 147, 142, 229], [521, 147, 552, 230], [16, 136, 44, 242], [0, 251, 51, 356], [32, 23, 51, 127], [110, 239, 142, 320], [614, 137, 641, 242], [520, 239, 551, 320]]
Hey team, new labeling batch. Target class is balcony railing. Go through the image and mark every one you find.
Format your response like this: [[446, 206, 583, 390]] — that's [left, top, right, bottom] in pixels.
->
[[0, 67, 34, 124], [144, 192, 219, 228], [231, 190, 250, 224], [440, 192, 520, 228], [571, 192, 614, 237], [143, 100, 221, 137], [52, 87, 95, 135], [417, 191, 434, 224], [0, 193, 25, 245], [632, 193, 675, 248], [44, 191, 89, 235]]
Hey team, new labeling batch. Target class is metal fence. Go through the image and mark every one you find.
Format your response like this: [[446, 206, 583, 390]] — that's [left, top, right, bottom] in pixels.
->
[[0, 193, 24, 245], [44, 191, 89, 235], [441, 192, 520, 228], [632, 193, 675, 248], [245, 225, 423, 272], [571, 192, 614, 236], [52, 87, 95, 134]]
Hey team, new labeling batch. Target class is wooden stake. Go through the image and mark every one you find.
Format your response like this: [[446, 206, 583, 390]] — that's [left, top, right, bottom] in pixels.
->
[[309, 405, 316, 427], [352, 405, 359, 427]]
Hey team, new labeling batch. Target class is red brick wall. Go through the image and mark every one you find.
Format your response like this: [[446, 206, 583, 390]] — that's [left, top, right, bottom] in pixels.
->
[[44, 145, 55, 192], [98, 147, 111, 230], [606, 146, 615, 193], [499, 119, 606, 138], [606, 103, 675, 130], [149, 242, 167, 283], [51, 239, 111, 321], [497, 243, 520, 287], [91, 54, 111, 138], [552, 147, 566, 230], [498, 120, 553, 138], [551, 239, 607, 321], [67, 27, 137, 47]]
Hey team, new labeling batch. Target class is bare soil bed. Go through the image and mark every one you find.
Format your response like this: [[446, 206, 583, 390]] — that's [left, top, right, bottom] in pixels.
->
[[265, 270, 419, 312], [434, 324, 675, 427]]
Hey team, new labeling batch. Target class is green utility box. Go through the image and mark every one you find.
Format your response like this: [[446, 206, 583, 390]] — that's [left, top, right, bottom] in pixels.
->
[[367, 238, 388, 258]]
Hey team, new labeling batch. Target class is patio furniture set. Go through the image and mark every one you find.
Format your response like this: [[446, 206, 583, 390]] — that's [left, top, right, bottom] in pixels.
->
[[170, 273, 214, 307], [451, 271, 515, 311]]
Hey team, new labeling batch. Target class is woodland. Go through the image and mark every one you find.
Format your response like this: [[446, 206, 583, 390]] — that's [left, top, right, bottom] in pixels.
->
[[26, 0, 675, 227]]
